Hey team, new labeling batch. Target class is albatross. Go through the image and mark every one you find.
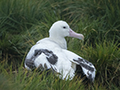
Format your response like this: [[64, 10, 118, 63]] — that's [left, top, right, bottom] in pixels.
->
[[24, 20, 96, 82]]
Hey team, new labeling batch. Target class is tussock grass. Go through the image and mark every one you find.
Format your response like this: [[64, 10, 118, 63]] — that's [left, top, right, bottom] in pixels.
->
[[82, 40, 120, 87], [0, 62, 86, 90], [0, 0, 120, 89]]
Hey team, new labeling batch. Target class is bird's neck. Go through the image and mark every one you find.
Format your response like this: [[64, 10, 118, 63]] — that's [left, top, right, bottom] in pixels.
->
[[49, 36, 67, 49]]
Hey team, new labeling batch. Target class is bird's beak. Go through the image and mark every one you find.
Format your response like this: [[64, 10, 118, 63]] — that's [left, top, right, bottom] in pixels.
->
[[69, 29, 84, 40]]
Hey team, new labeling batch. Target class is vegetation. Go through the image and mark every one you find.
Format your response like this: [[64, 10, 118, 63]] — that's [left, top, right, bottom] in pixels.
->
[[0, 0, 120, 89]]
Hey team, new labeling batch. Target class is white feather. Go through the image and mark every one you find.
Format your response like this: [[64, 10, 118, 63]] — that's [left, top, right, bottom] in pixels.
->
[[25, 20, 96, 81]]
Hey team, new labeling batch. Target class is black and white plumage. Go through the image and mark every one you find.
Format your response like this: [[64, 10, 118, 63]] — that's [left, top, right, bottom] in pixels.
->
[[25, 20, 96, 82]]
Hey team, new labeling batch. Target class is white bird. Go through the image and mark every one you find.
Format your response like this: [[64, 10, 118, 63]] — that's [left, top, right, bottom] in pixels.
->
[[24, 20, 96, 82]]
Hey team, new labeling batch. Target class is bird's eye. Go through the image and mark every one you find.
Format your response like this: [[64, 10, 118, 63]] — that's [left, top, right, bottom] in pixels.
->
[[63, 26, 67, 29]]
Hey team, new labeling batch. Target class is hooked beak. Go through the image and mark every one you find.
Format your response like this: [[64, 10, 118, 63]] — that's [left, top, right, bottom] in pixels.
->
[[69, 29, 84, 40]]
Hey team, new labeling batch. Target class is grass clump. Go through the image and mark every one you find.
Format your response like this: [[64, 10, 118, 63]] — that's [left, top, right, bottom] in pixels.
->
[[0, 62, 86, 90], [82, 40, 120, 88]]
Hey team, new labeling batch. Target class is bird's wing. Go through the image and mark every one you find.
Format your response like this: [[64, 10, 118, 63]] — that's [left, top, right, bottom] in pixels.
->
[[25, 38, 60, 72], [63, 49, 96, 82], [25, 48, 58, 72]]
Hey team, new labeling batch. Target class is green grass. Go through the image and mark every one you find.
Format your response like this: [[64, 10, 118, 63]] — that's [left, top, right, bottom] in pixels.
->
[[0, 0, 120, 90], [0, 61, 108, 90]]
